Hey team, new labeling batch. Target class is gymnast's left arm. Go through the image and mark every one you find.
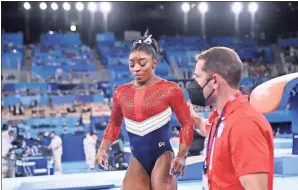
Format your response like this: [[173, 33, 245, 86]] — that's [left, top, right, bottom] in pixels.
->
[[169, 84, 194, 176], [169, 84, 194, 157], [169, 84, 193, 177]]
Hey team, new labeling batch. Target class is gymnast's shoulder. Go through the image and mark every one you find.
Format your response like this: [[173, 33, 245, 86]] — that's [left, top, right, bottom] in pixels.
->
[[161, 79, 183, 91], [113, 82, 132, 92]]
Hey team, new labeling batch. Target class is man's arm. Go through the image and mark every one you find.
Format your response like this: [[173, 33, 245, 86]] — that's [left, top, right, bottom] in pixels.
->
[[188, 102, 207, 137], [239, 173, 268, 190], [229, 118, 272, 190]]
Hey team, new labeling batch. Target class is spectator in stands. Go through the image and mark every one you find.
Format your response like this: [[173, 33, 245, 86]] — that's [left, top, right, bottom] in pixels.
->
[[62, 123, 69, 135], [242, 85, 250, 95], [29, 99, 38, 108], [12, 103, 24, 116], [55, 67, 63, 82], [187, 47, 273, 190], [74, 99, 82, 107], [172, 126, 180, 138], [67, 104, 77, 113], [81, 111, 92, 130], [17, 121, 30, 139], [8, 105, 14, 113], [48, 98, 53, 109], [169, 126, 180, 148], [82, 103, 91, 113], [2, 129, 15, 178], [39, 132, 51, 146], [275, 128, 280, 137], [48, 131, 63, 175], [75, 121, 85, 135], [83, 132, 98, 170]]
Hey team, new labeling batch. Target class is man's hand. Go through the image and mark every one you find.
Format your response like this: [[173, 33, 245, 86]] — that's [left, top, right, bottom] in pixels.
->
[[188, 102, 207, 136], [169, 156, 186, 178], [188, 102, 197, 118]]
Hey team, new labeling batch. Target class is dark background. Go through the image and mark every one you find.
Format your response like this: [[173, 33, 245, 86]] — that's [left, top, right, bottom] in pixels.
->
[[2, 1, 298, 45]]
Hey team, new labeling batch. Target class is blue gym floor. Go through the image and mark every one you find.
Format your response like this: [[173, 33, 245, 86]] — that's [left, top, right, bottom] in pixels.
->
[[3, 169, 298, 190]]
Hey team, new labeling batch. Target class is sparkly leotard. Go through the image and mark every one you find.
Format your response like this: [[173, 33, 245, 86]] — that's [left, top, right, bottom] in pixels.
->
[[103, 79, 193, 175]]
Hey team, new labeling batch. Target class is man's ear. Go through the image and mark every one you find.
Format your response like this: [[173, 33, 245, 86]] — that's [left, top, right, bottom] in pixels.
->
[[213, 74, 220, 89]]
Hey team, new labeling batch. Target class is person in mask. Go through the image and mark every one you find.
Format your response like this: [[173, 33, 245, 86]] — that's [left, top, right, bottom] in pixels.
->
[[48, 131, 63, 175], [187, 47, 274, 190]]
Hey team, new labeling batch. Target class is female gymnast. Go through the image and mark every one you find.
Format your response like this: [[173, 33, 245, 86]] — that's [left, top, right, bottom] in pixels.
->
[[96, 34, 193, 190]]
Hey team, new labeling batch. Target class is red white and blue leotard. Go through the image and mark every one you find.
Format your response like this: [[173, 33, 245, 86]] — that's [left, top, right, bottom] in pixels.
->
[[103, 79, 193, 175]]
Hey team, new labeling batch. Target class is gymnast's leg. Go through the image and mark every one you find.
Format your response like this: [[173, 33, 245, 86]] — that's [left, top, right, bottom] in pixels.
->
[[121, 155, 151, 190], [151, 151, 177, 190]]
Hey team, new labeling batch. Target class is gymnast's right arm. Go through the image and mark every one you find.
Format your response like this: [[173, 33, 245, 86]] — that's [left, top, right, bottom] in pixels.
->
[[96, 87, 123, 170]]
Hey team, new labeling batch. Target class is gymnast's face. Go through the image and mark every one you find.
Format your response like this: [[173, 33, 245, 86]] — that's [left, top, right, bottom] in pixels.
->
[[129, 50, 157, 84]]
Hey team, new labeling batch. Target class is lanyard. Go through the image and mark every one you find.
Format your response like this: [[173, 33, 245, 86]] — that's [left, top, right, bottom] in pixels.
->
[[203, 107, 225, 173]]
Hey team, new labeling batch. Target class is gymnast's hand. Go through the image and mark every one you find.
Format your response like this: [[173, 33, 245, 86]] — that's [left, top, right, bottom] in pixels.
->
[[169, 156, 186, 178], [96, 150, 109, 170]]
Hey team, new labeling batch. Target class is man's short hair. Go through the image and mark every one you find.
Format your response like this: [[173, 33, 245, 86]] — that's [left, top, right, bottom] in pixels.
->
[[196, 47, 243, 89]]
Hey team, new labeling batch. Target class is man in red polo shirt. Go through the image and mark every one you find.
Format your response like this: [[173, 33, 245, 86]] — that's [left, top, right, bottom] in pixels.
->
[[187, 47, 274, 190]]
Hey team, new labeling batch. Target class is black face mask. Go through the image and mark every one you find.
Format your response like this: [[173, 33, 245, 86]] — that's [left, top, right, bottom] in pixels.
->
[[187, 78, 215, 107]]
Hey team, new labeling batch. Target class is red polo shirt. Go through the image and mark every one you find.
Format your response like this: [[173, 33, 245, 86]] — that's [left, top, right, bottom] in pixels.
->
[[205, 93, 274, 190]]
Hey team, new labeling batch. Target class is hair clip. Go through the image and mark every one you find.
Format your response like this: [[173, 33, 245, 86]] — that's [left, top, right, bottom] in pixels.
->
[[132, 35, 152, 46], [143, 35, 152, 45], [133, 39, 142, 46]]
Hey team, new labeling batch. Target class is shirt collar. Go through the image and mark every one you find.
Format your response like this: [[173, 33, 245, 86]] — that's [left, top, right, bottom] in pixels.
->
[[223, 93, 248, 118]]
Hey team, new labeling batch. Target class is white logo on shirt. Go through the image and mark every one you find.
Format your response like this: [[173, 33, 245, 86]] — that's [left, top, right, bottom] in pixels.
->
[[158, 142, 165, 147], [217, 122, 225, 138]]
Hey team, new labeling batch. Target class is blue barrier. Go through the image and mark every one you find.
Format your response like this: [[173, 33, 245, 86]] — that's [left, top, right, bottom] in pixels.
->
[[277, 79, 298, 111], [107, 56, 128, 65], [2, 53, 22, 69], [240, 77, 254, 87], [26, 117, 78, 127], [2, 96, 21, 106], [32, 64, 96, 78], [51, 95, 76, 105], [93, 94, 105, 103], [2, 33, 23, 45], [19, 96, 43, 106], [77, 95, 93, 103], [96, 33, 116, 42], [155, 63, 169, 76], [40, 33, 82, 46], [62, 135, 85, 162], [2, 93, 107, 107], [278, 37, 298, 48], [264, 110, 291, 123], [3, 83, 49, 91], [259, 47, 273, 63], [5, 110, 291, 129]]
